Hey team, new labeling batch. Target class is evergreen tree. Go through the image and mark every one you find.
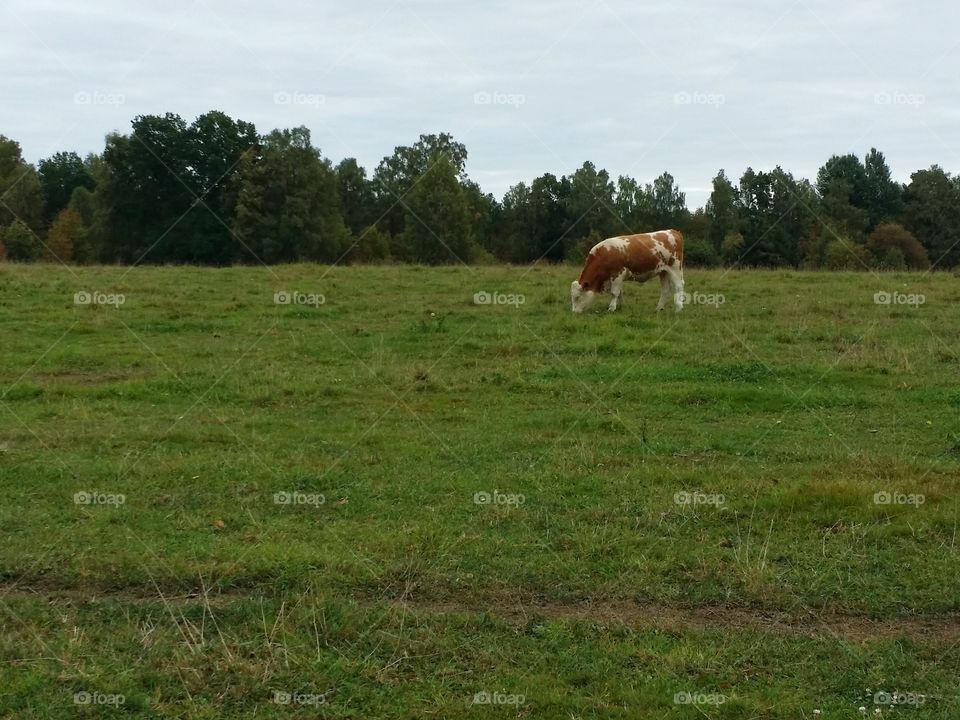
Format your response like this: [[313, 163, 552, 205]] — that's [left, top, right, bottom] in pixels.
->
[[863, 148, 903, 229], [705, 170, 738, 250], [902, 166, 960, 269], [336, 158, 377, 237], [400, 152, 471, 264]]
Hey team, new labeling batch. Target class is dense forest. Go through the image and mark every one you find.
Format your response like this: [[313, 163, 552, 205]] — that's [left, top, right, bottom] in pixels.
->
[[1, 110, 958, 269]]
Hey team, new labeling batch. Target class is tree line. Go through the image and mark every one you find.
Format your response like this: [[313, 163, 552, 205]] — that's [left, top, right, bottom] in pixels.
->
[[1, 109, 958, 269]]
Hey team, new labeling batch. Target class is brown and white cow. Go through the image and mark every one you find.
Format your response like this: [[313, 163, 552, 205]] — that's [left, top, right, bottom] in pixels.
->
[[570, 230, 684, 313]]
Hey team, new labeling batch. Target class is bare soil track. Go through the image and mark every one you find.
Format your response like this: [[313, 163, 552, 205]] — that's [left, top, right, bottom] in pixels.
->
[[4, 582, 959, 644]]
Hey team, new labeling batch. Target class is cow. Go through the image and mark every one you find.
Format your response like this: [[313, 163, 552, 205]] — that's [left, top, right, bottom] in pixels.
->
[[570, 230, 684, 313]]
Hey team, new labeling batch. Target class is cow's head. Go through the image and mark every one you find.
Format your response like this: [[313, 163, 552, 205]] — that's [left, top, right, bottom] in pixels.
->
[[570, 279, 596, 313]]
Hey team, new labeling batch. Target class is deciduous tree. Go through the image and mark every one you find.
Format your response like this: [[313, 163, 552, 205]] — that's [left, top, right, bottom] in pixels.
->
[[44, 207, 82, 262]]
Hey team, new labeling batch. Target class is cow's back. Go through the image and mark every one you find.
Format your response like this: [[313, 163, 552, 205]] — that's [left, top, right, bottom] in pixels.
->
[[578, 230, 683, 290]]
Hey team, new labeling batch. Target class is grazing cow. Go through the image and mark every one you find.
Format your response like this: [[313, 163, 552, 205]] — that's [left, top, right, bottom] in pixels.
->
[[570, 230, 684, 313]]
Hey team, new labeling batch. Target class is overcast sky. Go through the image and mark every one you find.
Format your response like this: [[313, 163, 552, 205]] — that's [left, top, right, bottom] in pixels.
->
[[2, 0, 958, 208]]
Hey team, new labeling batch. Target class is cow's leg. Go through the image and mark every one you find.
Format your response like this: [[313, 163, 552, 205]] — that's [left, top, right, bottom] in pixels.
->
[[665, 266, 684, 312], [608, 270, 626, 312], [656, 271, 671, 311]]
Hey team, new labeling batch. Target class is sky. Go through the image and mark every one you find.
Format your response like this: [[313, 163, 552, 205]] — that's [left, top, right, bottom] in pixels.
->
[[2, 0, 958, 209]]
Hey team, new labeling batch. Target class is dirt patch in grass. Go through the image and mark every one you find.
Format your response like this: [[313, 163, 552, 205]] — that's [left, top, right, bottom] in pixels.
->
[[396, 598, 960, 643], [34, 369, 147, 385], [4, 581, 958, 643]]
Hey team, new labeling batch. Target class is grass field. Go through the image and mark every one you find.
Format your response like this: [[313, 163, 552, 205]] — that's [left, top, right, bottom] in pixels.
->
[[1, 262, 959, 718]]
